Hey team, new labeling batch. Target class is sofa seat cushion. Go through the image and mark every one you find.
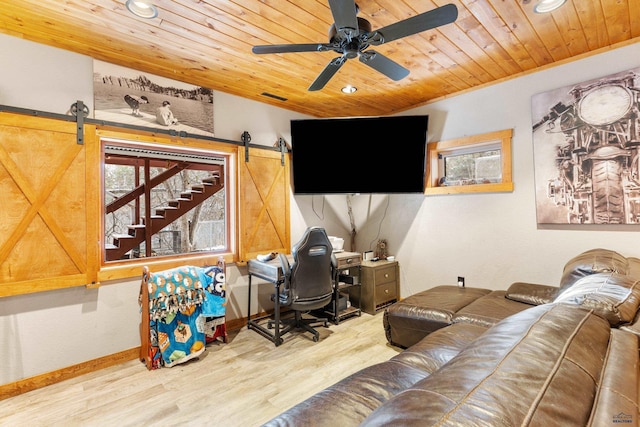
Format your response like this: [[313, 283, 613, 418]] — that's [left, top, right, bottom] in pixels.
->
[[362, 303, 613, 427], [554, 272, 640, 326], [452, 290, 532, 328], [383, 285, 491, 348]]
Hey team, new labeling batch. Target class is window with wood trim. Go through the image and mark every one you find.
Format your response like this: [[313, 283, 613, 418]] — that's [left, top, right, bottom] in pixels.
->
[[102, 140, 231, 262], [425, 129, 514, 195], [0, 110, 291, 296]]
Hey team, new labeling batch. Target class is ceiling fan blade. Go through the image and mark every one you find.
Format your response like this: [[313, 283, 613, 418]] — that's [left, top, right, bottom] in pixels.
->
[[308, 56, 347, 91], [370, 3, 458, 45], [252, 43, 328, 54], [328, 0, 359, 38], [359, 51, 409, 81]]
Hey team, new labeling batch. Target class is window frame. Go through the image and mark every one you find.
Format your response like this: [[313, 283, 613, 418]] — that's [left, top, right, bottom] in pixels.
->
[[0, 107, 291, 295], [97, 130, 237, 282], [425, 129, 514, 195]]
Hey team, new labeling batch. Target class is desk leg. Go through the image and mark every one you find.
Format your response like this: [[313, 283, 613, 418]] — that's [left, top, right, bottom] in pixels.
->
[[246, 274, 284, 346], [247, 274, 252, 327], [333, 283, 339, 324], [332, 271, 339, 324], [273, 282, 280, 345]]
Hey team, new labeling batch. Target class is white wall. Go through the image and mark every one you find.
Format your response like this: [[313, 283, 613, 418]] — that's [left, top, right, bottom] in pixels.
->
[[295, 43, 640, 299], [0, 35, 94, 114], [1, 32, 639, 386]]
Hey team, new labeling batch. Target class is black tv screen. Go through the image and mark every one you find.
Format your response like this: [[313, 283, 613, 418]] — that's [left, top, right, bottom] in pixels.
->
[[290, 115, 428, 194]]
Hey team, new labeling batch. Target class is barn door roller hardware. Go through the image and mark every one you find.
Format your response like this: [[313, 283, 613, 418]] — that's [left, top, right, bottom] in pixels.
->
[[242, 131, 252, 162], [69, 101, 90, 145], [277, 137, 288, 166]]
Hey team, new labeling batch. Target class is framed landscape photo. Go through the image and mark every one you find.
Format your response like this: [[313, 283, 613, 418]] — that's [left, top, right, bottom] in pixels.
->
[[531, 68, 640, 225], [93, 60, 214, 137]]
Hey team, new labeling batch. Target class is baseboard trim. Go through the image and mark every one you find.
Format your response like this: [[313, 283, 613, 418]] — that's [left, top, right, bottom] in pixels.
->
[[0, 347, 140, 401], [1, 319, 248, 401]]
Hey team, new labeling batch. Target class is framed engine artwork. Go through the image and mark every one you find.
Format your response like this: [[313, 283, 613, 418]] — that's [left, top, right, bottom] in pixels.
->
[[531, 68, 640, 225]]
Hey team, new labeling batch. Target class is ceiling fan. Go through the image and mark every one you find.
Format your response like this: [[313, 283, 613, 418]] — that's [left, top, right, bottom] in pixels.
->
[[252, 1, 458, 91]]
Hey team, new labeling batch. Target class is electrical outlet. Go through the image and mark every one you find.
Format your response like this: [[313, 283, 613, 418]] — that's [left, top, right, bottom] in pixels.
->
[[457, 276, 465, 288]]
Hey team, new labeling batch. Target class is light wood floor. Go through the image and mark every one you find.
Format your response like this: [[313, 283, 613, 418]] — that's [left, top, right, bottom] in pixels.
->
[[0, 312, 401, 427]]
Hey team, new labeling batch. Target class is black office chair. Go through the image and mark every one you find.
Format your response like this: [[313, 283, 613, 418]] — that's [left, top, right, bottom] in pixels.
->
[[270, 226, 336, 342]]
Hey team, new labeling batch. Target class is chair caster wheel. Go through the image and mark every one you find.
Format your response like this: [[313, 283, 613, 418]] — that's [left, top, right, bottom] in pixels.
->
[[313, 335, 319, 342], [267, 321, 273, 329]]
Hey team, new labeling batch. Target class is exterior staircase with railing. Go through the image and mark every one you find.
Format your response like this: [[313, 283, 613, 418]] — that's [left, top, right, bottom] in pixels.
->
[[105, 173, 223, 261]]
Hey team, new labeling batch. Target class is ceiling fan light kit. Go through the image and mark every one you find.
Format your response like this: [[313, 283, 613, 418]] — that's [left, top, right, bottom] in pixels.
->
[[125, 0, 158, 19], [252, 1, 458, 91]]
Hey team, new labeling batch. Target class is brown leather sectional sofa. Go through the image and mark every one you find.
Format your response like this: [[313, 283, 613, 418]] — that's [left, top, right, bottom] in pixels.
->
[[263, 249, 640, 426]]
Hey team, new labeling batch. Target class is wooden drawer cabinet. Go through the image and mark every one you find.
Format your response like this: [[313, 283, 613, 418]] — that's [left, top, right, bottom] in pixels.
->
[[354, 260, 399, 315], [335, 252, 362, 269]]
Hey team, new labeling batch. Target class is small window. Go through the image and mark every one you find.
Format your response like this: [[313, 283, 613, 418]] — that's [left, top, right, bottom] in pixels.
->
[[102, 140, 230, 262], [425, 129, 513, 195], [442, 147, 501, 186]]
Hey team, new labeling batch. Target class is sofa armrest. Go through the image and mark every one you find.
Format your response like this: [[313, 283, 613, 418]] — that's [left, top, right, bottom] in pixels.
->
[[505, 282, 558, 306]]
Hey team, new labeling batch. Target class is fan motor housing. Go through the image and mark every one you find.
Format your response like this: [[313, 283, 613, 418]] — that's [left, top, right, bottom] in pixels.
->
[[328, 17, 373, 56]]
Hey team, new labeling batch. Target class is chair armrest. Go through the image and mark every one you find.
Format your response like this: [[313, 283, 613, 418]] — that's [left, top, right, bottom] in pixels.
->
[[505, 282, 558, 306]]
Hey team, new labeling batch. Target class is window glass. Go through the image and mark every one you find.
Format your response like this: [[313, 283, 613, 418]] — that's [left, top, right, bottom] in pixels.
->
[[442, 148, 501, 185], [103, 141, 228, 262]]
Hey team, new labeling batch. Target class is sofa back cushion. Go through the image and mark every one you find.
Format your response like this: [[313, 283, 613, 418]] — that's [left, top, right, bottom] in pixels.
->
[[361, 304, 612, 427], [587, 329, 639, 427], [559, 248, 628, 294], [629, 257, 640, 280], [554, 272, 640, 326], [505, 282, 559, 305]]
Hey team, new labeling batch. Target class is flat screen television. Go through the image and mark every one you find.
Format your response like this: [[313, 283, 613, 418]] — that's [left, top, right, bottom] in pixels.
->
[[290, 115, 428, 194]]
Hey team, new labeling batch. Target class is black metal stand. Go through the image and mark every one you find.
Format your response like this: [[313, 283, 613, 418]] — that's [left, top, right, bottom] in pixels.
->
[[327, 265, 362, 324], [0, 102, 288, 154], [247, 257, 288, 346]]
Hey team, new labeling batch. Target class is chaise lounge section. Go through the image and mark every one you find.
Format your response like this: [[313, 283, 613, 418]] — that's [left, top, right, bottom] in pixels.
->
[[263, 248, 640, 426], [383, 248, 634, 348]]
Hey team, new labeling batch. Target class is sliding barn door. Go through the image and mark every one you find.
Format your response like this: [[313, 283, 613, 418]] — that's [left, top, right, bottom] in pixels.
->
[[238, 147, 290, 263], [0, 113, 98, 296]]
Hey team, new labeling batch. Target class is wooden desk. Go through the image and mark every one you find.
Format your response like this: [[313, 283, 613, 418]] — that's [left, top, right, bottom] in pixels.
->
[[247, 255, 291, 346], [247, 252, 363, 345]]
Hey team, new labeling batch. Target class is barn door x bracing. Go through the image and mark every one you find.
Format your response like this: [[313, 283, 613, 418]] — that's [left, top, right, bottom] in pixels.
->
[[238, 147, 290, 263], [0, 113, 97, 296]]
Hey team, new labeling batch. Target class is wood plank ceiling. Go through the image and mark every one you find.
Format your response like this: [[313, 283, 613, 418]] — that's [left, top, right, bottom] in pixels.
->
[[1, 0, 639, 118]]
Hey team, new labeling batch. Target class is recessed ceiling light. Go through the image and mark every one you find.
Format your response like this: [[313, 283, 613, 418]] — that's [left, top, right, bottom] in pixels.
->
[[126, 0, 158, 19], [341, 85, 357, 94], [533, 0, 566, 13]]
